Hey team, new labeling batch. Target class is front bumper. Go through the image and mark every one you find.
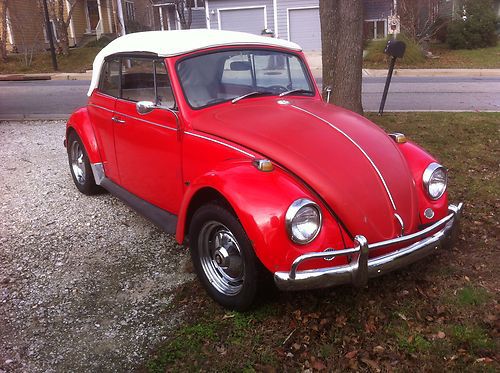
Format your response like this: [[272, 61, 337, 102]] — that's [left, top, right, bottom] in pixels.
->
[[274, 203, 463, 291]]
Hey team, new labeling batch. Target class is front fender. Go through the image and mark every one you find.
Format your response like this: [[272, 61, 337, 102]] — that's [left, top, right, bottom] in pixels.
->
[[66, 107, 101, 164], [398, 141, 448, 224], [177, 160, 349, 273]]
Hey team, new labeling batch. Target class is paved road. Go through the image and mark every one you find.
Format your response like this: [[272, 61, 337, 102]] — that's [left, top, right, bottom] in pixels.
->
[[1, 77, 499, 119]]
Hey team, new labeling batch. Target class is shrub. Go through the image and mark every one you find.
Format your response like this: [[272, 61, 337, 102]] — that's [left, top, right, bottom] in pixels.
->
[[364, 33, 425, 66], [446, 0, 498, 49]]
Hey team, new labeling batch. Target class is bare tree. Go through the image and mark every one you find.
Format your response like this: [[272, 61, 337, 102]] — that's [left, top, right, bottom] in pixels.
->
[[399, 0, 448, 42], [1, 0, 8, 62], [40, 0, 81, 55], [320, 0, 364, 114], [173, 0, 192, 30], [6, 4, 45, 67]]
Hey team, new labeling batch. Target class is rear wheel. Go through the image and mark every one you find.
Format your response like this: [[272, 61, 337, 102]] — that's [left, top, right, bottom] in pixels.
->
[[189, 204, 258, 310], [67, 131, 99, 195]]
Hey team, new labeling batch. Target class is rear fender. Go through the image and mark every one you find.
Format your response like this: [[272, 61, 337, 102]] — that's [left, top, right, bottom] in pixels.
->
[[66, 107, 101, 164], [177, 160, 348, 273]]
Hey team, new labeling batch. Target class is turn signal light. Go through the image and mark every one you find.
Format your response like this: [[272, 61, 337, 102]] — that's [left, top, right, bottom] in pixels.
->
[[389, 133, 407, 144], [253, 159, 274, 172]]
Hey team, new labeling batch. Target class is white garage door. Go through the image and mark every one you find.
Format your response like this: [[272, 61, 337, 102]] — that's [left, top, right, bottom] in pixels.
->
[[288, 8, 321, 51], [219, 7, 266, 35]]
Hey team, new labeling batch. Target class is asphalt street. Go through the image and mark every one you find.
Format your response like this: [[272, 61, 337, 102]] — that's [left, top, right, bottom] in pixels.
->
[[1, 76, 499, 119]]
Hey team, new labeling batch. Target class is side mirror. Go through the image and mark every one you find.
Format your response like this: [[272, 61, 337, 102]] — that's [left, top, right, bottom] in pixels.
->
[[136, 100, 156, 115], [324, 86, 332, 103]]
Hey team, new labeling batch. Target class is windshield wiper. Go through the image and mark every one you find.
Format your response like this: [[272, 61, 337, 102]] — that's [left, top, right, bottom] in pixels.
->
[[231, 91, 273, 104], [279, 89, 313, 97]]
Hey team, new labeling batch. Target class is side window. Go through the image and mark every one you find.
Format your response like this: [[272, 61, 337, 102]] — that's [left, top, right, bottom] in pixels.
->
[[154, 60, 175, 108], [121, 57, 156, 102], [99, 59, 120, 97], [120, 57, 175, 108], [221, 53, 253, 86]]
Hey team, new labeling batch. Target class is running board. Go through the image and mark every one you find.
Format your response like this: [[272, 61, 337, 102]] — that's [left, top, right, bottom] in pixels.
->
[[100, 178, 177, 235]]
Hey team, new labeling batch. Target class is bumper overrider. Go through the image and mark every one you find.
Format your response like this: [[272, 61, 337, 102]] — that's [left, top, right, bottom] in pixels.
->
[[274, 203, 463, 291]]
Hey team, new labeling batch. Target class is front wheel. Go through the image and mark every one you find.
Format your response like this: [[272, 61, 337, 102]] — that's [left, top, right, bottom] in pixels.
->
[[189, 204, 259, 310]]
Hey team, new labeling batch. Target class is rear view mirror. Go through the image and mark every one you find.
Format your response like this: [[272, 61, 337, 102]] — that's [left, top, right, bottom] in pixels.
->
[[230, 61, 251, 71], [136, 101, 156, 115]]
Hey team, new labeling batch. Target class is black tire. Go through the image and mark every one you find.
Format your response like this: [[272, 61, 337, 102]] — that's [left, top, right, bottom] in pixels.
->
[[189, 204, 259, 310], [67, 131, 100, 195]]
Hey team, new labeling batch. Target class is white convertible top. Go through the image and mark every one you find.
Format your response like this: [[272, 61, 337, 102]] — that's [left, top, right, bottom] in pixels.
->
[[87, 29, 302, 96]]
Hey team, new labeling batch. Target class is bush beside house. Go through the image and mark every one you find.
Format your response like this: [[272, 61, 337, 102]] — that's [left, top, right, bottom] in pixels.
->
[[447, 0, 498, 49]]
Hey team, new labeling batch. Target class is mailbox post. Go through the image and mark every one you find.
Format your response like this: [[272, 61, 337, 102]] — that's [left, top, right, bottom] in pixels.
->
[[378, 39, 406, 115]]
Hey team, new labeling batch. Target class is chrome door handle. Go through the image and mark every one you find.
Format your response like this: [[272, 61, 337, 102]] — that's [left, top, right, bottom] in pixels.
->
[[112, 116, 126, 124]]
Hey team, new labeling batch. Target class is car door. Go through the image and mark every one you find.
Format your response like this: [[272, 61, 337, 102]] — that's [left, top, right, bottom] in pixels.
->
[[113, 56, 182, 214], [87, 57, 121, 183]]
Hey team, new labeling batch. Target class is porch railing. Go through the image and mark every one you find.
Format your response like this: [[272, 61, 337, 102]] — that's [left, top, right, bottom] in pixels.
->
[[96, 19, 104, 40]]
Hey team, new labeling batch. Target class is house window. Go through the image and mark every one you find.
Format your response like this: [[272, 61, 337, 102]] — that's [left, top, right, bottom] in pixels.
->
[[43, 20, 59, 42], [125, 1, 136, 21], [364, 19, 387, 40], [187, 0, 205, 9]]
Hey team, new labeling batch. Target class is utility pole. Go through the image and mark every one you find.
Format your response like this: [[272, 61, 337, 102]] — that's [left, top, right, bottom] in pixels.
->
[[42, 0, 58, 71]]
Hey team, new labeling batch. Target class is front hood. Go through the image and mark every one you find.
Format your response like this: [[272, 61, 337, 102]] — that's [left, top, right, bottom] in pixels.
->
[[191, 98, 419, 242]]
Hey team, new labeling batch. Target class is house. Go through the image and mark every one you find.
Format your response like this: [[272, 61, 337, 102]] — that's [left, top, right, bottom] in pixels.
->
[[2, 0, 395, 53], [201, 0, 394, 51], [3, 0, 146, 53]]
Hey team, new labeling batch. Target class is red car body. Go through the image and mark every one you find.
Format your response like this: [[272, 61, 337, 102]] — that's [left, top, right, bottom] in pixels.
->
[[66, 30, 462, 309]]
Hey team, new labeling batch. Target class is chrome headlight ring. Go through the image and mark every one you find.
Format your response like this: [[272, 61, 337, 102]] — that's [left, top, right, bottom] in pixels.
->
[[422, 162, 448, 200], [285, 198, 322, 245]]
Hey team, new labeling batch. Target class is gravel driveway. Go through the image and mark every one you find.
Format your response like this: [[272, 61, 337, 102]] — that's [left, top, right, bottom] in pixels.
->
[[0, 121, 194, 372]]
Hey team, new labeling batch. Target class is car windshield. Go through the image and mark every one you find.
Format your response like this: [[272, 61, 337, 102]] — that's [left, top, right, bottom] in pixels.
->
[[176, 49, 314, 109]]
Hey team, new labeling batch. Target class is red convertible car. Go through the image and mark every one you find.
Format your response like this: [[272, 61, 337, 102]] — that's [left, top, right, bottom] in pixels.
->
[[65, 30, 462, 310]]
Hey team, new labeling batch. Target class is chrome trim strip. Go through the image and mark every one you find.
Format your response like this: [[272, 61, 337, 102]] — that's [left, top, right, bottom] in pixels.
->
[[88, 104, 177, 132], [185, 131, 255, 158], [89, 103, 114, 113], [290, 104, 398, 211], [394, 213, 404, 236], [274, 203, 463, 291], [90, 162, 105, 185]]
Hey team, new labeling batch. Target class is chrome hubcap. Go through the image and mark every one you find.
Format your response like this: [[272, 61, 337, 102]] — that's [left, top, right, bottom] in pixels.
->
[[70, 141, 86, 185], [198, 221, 244, 296]]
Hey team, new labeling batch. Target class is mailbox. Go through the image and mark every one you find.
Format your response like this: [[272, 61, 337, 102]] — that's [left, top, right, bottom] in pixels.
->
[[384, 39, 406, 59]]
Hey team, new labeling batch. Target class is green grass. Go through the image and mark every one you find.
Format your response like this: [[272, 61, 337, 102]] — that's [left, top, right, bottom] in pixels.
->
[[364, 41, 500, 69], [147, 321, 218, 373], [450, 325, 496, 354], [147, 302, 281, 373], [0, 46, 100, 74], [455, 286, 491, 307]]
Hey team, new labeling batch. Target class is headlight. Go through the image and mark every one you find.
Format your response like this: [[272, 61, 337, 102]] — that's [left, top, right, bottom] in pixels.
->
[[285, 199, 322, 244], [423, 162, 447, 200]]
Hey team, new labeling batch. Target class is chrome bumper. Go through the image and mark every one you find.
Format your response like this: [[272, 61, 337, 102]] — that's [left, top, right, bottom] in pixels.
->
[[274, 203, 463, 291]]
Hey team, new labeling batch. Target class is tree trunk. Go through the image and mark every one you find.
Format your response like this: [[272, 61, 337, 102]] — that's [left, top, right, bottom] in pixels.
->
[[320, 0, 364, 114], [56, 0, 69, 55], [175, 0, 192, 29], [1, 0, 8, 62]]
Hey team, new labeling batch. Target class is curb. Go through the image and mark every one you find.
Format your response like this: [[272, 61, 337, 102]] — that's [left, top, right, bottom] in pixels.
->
[[0, 114, 69, 121], [364, 69, 500, 78], [0, 74, 51, 81], [0, 72, 92, 81]]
